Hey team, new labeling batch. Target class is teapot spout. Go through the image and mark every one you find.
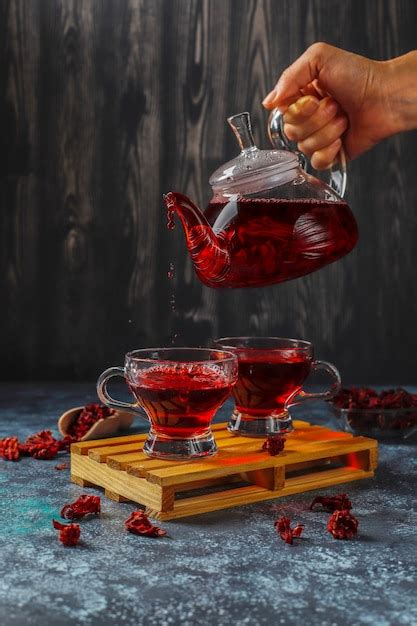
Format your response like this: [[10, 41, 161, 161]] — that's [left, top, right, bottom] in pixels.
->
[[163, 192, 230, 286]]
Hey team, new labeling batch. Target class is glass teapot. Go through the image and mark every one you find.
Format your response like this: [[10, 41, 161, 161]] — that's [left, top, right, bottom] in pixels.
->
[[163, 111, 358, 289]]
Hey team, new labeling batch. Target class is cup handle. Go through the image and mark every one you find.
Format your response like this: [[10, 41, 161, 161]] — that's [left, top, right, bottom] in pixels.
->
[[96, 366, 148, 417], [289, 359, 342, 406], [268, 107, 347, 198]]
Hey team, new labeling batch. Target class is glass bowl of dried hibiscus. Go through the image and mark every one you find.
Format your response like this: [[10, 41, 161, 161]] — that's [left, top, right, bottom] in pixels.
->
[[329, 387, 417, 442]]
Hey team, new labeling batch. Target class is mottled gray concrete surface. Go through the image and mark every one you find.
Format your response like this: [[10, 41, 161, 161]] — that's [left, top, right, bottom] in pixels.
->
[[1, 383, 416, 626]]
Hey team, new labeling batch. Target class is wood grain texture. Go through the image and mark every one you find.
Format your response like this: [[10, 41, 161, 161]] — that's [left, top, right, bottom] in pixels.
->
[[1, 0, 417, 383], [70, 423, 378, 520]]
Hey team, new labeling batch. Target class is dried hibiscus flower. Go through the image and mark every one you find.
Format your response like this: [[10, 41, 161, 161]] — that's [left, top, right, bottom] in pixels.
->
[[31, 443, 60, 460], [52, 520, 81, 546], [0, 437, 20, 461], [26, 430, 56, 446], [274, 516, 304, 545], [67, 403, 115, 440], [125, 511, 167, 537], [327, 509, 359, 540], [332, 386, 417, 410], [61, 495, 101, 520], [23, 430, 61, 460], [57, 435, 76, 452], [0, 429, 75, 463], [310, 493, 352, 512], [262, 435, 285, 456]]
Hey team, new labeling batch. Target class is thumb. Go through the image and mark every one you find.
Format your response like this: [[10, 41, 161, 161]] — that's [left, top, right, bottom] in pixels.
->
[[263, 42, 333, 110]]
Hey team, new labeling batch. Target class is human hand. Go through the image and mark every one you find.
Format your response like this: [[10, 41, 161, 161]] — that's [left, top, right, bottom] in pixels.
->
[[263, 43, 416, 169]]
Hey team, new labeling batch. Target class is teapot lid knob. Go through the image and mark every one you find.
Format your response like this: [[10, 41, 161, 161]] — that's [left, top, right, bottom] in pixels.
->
[[227, 112, 256, 152], [209, 111, 298, 193]]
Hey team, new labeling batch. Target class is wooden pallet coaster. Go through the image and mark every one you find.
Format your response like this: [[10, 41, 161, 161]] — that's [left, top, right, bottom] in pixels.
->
[[70, 420, 378, 521]]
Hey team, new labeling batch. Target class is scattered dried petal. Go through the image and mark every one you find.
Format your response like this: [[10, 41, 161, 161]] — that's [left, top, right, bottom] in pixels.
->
[[26, 430, 56, 446], [31, 443, 60, 460], [310, 493, 352, 512], [1, 426, 81, 464], [262, 435, 285, 456], [53, 519, 81, 546], [0, 437, 20, 461], [274, 516, 304, 545], [125, 511, 167, 537], [17, 443, 32, 456], [57, 435, 77, 452], [55, 462, 70, 471], [61, 495, 101, 520], [24, 430, 61, 460], [327, 509, 359, 540]]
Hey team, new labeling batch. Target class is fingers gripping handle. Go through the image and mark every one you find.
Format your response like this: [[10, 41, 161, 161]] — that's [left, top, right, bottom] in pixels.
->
[[96, 367, 148, 417], [267, 108, 347, 197]]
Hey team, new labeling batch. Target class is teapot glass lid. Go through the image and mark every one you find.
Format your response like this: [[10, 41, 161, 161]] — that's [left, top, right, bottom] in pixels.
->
[[209, 112, 298, 193]]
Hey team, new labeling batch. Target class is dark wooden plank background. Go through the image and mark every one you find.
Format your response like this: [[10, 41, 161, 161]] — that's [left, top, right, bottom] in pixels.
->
[[1, 0, 417, 383]]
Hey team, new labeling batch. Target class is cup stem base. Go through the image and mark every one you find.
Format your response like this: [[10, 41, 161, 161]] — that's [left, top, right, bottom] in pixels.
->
[[228, 409, 294, 437], [143, 429, 217, 460]]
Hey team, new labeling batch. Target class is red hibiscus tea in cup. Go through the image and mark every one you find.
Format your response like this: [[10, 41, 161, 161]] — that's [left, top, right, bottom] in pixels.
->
[[214, 337, 341, 437], [128, 363, 233, 439], [234, 352, 312, 417]]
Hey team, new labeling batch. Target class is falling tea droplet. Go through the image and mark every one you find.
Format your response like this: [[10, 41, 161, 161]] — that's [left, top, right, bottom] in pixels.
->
[[167, 208, 176, 230], [167, 262, 175, 280]]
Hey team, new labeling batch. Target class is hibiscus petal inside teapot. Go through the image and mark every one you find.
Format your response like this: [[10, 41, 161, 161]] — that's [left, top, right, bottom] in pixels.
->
[[164, 111, 358, 289]]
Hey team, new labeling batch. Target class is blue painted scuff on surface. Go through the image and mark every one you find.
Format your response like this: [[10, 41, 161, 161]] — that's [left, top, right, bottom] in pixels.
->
[[0, 383, 416, 626]]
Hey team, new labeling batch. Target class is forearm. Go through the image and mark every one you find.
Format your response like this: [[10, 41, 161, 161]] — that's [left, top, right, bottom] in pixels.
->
[[382, 51, 417, 134]]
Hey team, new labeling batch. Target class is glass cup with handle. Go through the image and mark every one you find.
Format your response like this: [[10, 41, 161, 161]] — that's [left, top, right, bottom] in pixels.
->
[[97, 347, 238, 459], [213, 337, 341, 437]]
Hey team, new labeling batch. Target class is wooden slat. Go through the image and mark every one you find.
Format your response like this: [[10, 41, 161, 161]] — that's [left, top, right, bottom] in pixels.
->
[[106, 428, 372, 476], [72, 421, 235, 457], [145, 451, 280, 487], [146, 467, 375, 521], [123, 437, 269, 476], [71, 433, 147, 455], [287, 428, 352, 443], [107, 452, 149, 470], [88, 442, 145, 462], [71, 419, 316, 457], [145, 437, 376, 487], [71, 454, 164, 510], [105, 489, 129, 503], [106, 431, 278, 472]]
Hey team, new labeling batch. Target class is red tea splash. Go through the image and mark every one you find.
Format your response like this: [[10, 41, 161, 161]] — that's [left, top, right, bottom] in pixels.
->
[[129, 364, 233, 438], [167, 207, 176, 230], [167, 262, 175, 280]]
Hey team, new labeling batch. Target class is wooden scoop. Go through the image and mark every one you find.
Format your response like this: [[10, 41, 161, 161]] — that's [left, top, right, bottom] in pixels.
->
[[58, 406, 134, 441]]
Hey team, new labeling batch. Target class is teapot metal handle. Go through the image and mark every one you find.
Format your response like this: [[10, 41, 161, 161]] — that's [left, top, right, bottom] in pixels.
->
[[268, 108, 347, 198]]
